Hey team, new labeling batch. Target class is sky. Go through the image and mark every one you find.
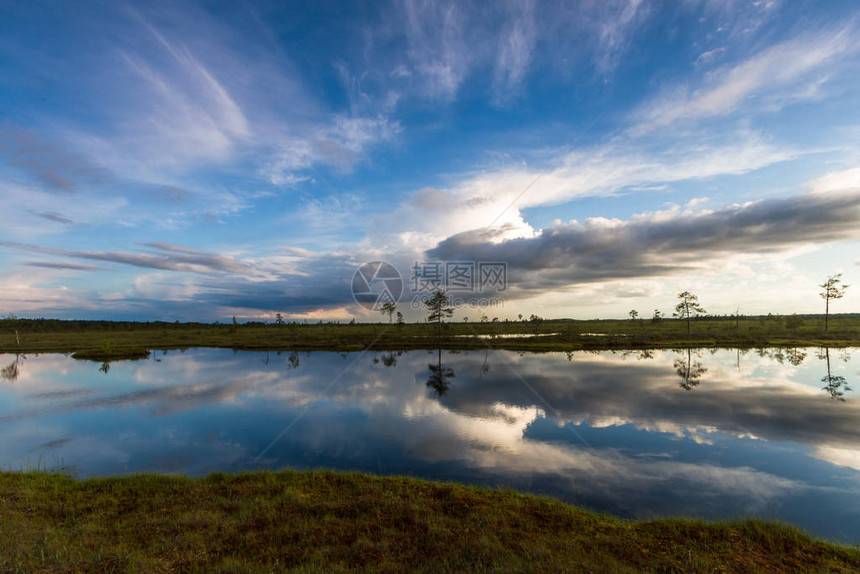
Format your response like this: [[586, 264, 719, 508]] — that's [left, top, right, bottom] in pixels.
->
[[0, 0, 859, 322]]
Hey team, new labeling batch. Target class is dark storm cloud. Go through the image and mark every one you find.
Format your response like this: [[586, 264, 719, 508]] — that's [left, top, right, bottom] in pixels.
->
[[427, 191, 860, 290]]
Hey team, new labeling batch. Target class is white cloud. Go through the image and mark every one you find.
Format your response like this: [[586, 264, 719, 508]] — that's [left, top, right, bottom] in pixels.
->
[[427, 187, 860, 303], [808, 166, 860, 196], [402, 0, 472, 102], [135, 14, 249, 134], [110, 9, 252, 169], [635, 23, 857, 131], [132, 273, 202, 301], [373, 0, 653, 107], [261, 115, 401, 185], [812, 445, 860, 472], [49, 7, 398, 192], [595, 0, 647, 73], [694, 47, 726, 66], [0, 267, 94, 315], [377, 132, 796, 251], [492, 0, 537, 104]]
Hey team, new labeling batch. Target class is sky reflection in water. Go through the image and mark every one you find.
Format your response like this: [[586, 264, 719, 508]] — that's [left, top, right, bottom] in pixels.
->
[[0, 347, 858, 542]]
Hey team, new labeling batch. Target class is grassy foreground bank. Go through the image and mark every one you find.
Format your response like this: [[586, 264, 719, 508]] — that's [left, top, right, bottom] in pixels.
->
[[1, 315, 859, 360], [1, 470, 858, 573]]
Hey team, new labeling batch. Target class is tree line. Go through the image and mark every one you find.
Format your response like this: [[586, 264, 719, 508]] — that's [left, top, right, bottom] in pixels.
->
[[1, 275, 850, 334]]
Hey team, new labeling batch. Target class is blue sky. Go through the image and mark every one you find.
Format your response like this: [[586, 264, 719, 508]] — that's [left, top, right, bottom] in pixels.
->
[[0, 0, 859, 321]]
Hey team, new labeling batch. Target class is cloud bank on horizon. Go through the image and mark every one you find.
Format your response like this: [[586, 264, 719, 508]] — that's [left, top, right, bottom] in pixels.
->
[[0, 0, 858, 321]]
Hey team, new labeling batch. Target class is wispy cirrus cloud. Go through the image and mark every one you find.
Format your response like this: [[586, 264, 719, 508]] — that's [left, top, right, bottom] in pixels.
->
[[262, 115, 402, 184], [634, 22, 858, 132], [592, 0, 648, 73], [28, 211, 74, 225], [0, 179, 128, 239], [491, 0, 537, 104], [401, 0, 473, 102], [47, 4, 398, 189], [0, 126, 113, 193], [354, 0, 653, 110], [24, 261, 102, 272], [0, 241, 251, 275], [115, 20, 250, 166]]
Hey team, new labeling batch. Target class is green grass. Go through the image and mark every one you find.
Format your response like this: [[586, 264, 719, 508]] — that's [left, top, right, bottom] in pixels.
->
[[1, 470, 858, 573], [1, 315, 859, 359]]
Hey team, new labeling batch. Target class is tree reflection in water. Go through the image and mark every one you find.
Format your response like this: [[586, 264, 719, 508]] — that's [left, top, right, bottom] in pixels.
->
[[1, 354, 25, 382], [786, 348, 807, 366], [481, 348, 490, 376], [426, 348, 455, 397], [820, 348, 853, 401], [674, 348, 707, 390], [381, 352, 399, 368]]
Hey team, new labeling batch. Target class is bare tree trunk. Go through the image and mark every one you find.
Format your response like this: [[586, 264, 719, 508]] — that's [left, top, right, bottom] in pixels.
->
[[15, 329, 19, 346], [825, 297, 830, 332]]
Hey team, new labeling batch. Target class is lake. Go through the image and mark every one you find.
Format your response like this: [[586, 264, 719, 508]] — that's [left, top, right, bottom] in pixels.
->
[[1, 347, 858, 543]]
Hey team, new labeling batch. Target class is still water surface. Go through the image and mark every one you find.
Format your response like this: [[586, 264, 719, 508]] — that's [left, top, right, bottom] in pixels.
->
[[1, 347, 858, 542]]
